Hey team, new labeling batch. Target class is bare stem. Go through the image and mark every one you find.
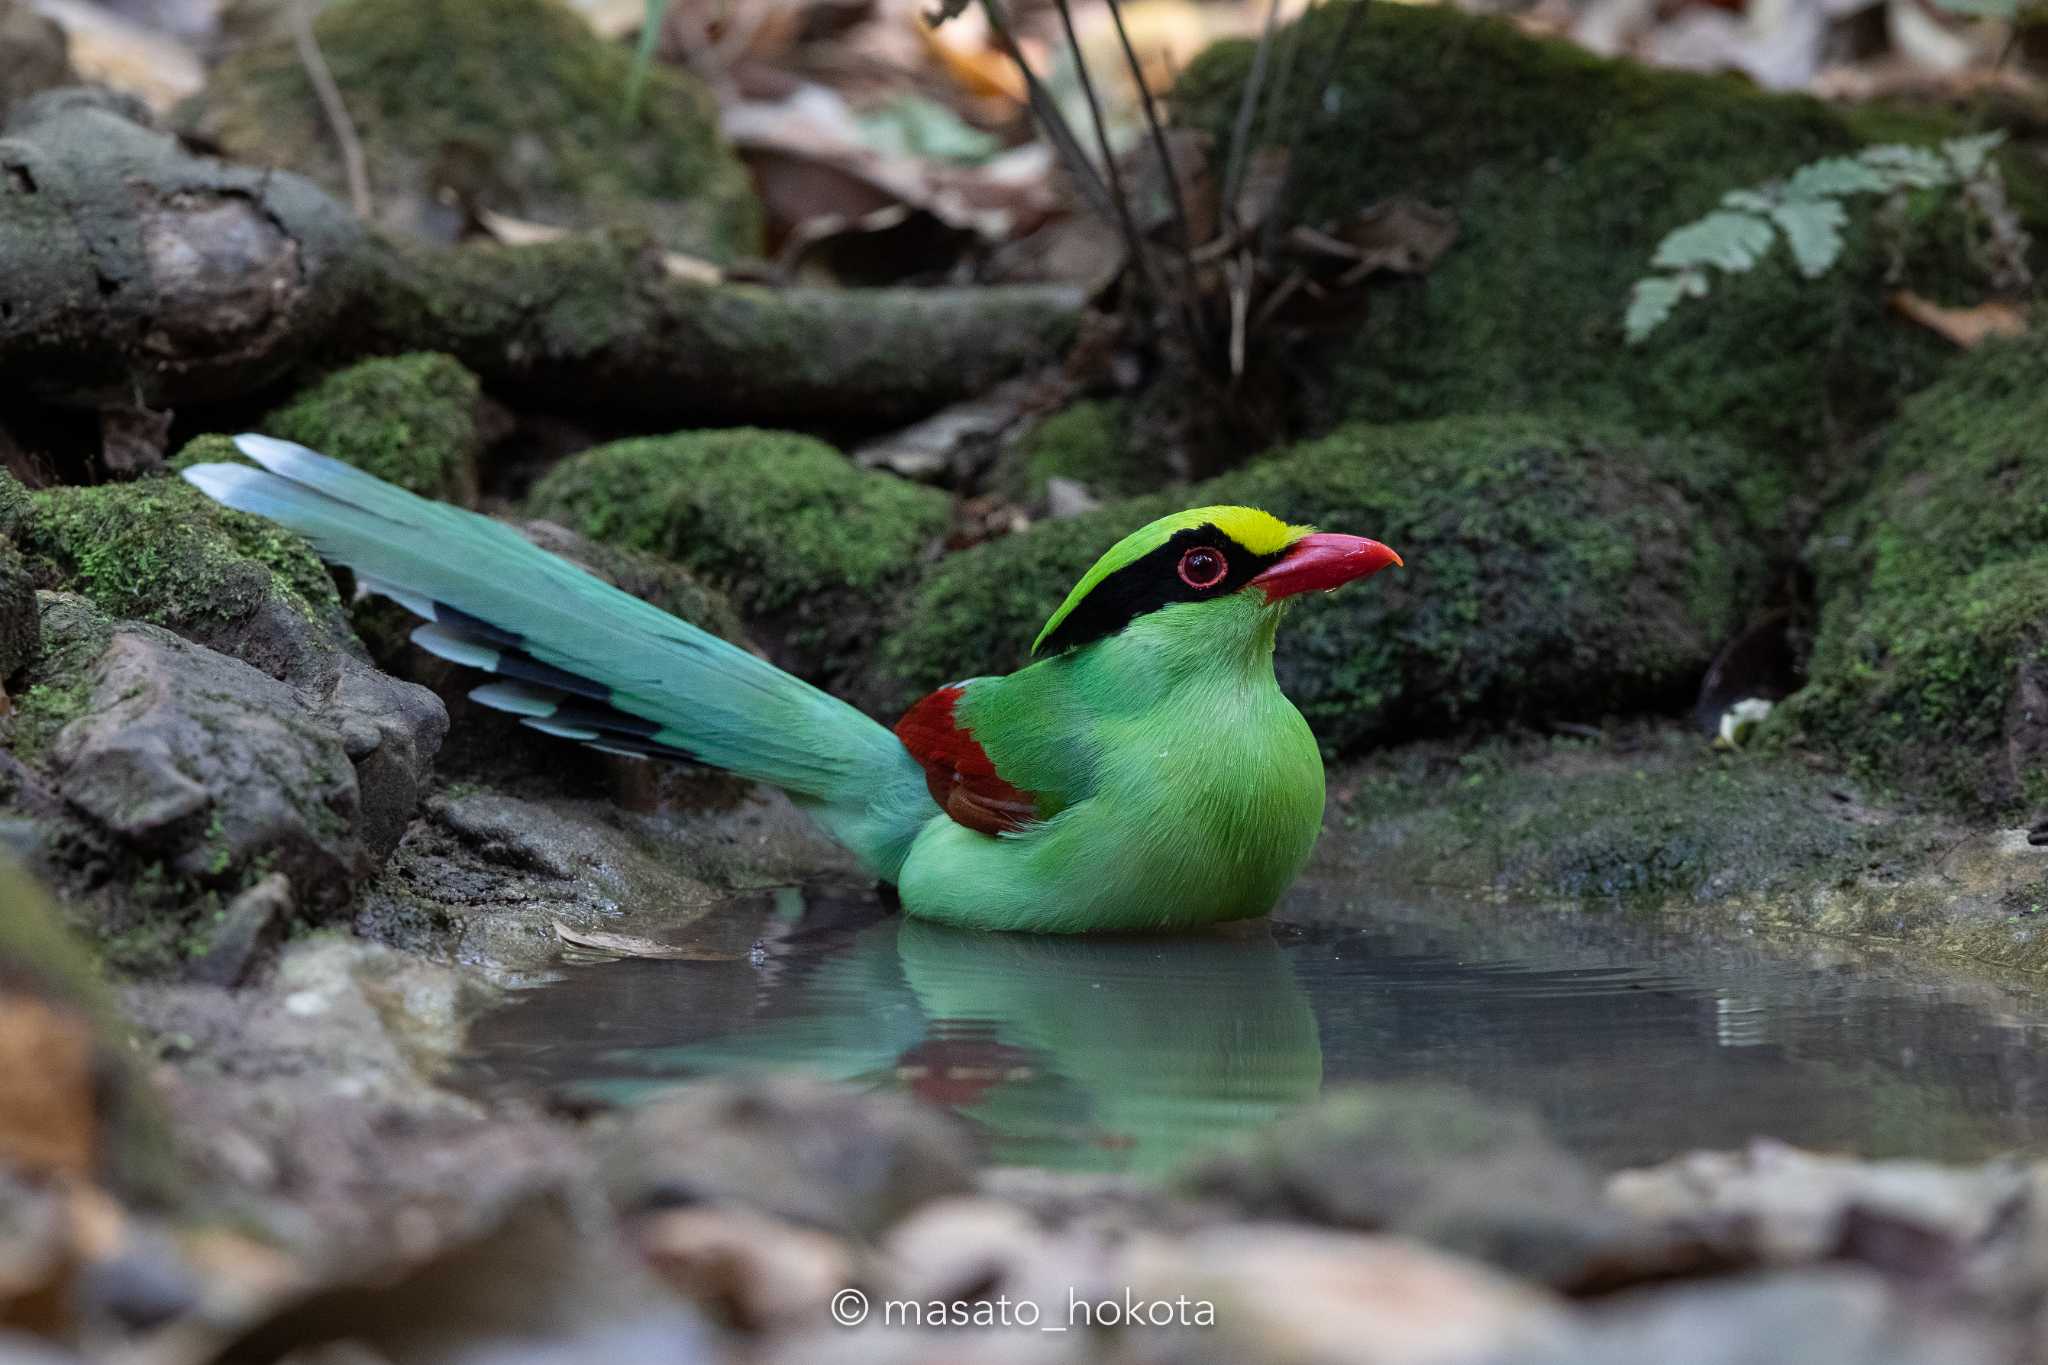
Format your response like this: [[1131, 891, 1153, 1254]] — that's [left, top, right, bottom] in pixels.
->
[[1104, 0, 1210, 349], [976, 0, 1118, 223], [1218, 0, 1284, 235], [291, 0, 372, 221]]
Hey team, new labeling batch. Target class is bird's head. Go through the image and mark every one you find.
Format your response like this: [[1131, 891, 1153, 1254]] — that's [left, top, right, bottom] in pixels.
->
[[1032, 505, 1401, 657]]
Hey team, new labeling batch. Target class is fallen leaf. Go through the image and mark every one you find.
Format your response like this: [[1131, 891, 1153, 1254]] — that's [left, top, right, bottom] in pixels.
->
[[916, 7, 1027, 104], [0, 995, 99, 1180], [479, 211, 725, 283], [1890, 291, 2029, 348], [553, 922, 740, 962]]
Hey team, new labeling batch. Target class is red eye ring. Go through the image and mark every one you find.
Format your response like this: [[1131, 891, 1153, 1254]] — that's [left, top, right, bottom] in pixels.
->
[[1178, 545, 1228, 590]]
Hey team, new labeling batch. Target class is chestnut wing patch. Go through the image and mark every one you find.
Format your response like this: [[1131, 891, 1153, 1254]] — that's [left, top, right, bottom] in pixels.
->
[[893, 685, 1041, 837]]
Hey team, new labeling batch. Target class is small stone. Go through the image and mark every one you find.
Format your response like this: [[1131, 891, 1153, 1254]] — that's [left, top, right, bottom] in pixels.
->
[[609, 1076, 976, 1238], [633, 1206, 853, 1331], [186, 873, 294, 988]]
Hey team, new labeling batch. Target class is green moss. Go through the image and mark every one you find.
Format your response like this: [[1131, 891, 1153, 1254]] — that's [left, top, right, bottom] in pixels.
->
[[1771, 337, 2048, 815], [11, 675, 90, 762], [1348, 732, 1937, 903], [526, 429, 948, 687], [261, 353, 481, 503], [1174, 4, 2035, 462], [17, 471, 341, 630], [0, 468, 30, 540], [183, 0, 759, 261], [882, 413, 1773, 748], [1011, 400, 1160, 501]]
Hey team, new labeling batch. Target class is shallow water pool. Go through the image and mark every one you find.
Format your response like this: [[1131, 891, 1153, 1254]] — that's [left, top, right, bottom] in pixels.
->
[[462, 878, 2048, 1171]]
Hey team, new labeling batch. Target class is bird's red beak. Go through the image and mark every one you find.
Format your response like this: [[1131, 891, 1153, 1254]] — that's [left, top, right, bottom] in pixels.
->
[[1250, 533, 1403, 601]]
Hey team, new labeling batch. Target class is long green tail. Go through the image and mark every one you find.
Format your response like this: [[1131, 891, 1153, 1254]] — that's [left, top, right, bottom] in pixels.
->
[[183, 435, 932, 879]]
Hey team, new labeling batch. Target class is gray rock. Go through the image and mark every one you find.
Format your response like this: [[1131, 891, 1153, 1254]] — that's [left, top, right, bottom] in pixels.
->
[[37, 603, 442, 915], [0, 2, 72, 122], [357, 784, 854, 978], [609, 1076, 977, 1239], [1570, 1268, 2008, 1365], [185, 871, 293, 987], [1175, 1085, 1680, 1289], [49, 623, 364, 901]]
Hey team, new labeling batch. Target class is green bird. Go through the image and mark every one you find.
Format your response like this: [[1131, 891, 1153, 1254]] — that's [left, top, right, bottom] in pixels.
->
[[184, 436, 1400, 933]]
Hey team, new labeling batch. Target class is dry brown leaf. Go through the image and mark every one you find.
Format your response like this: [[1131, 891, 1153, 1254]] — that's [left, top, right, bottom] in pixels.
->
[[480, 211, 725, 283], [1890, 291, 2029, 349], [475, 208, 570, 247], [916, 10, 1027, 104], [553, 921, 741, 961], [0, 995, 98, 1180]]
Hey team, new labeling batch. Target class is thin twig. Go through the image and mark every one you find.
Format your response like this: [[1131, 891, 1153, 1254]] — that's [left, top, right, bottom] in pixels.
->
[[292, 0, 371, 221], [1105, 0, 1196, 261], [976, 0, 1118, 223], [1104, 0, 1210, 350], [1047, 0, 1207, 362], [1252, 2, 1315, 260], [1259, 0, 1371, 250], [1218, 0, 1284, 234], [1050, 0, 1153, 280]]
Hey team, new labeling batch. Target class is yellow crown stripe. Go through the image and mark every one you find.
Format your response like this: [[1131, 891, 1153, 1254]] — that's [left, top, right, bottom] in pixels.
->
[[1032, 505, 1311, 654]]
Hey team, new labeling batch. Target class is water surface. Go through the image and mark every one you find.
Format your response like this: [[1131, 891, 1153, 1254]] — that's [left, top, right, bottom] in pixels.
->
[[463, 878, 2048, 1171]]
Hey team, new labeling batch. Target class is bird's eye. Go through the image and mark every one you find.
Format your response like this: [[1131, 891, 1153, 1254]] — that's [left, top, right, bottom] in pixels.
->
[[1178, 546, 1228, 589]]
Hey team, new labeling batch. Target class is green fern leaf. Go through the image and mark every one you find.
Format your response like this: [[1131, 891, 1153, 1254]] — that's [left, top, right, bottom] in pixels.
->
[[1783, 156, 1889, 200], [1943, 131, 2006, 178], [1859, 144, 1950, 190], [1652, 212, 1774, 272], [1624, 271, 1704, 345], [1769, 198, 1848, 278]]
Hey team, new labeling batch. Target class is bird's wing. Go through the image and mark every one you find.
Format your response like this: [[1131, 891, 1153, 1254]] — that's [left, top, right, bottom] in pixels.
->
[[893, 680, 1046, 837]]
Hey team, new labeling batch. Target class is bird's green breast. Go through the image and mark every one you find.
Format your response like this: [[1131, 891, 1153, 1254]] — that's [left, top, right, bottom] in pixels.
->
[[900, 596, 1326, 932]]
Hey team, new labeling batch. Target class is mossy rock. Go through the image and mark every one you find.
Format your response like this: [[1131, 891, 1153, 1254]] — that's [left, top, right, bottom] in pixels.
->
[[998, 398, 1168, 504], [13, 466, 343, 639], [882, 414, 1775, 748], [181, 0, 761, 261], [259, 353, 482, 504], [526, 428, 947, 690], [0, 536, 34, 679], [1344, 731, 1942, 904], [1173, 4, 2040, 463], [0, 467, 30, 540], [1771, 337, 2048, 816]]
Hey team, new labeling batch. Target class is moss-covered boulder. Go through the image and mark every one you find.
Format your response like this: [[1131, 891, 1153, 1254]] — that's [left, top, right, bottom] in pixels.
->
[[181, 0, 760, 261], [12, 466, 353, 675], [260, 353, 481, 504], [527, 429, 948, 690], [7, 470, 447, 873], [883, 414, 1773, 747], [1002, 398, 1164, 503], [1770, 338, 2048, 817], [1174, 4, 2039, 462], [1344, 731, 1943, 904]]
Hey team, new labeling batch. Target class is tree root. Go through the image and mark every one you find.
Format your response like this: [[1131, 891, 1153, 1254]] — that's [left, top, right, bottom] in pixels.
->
[[0, 89, 1083, 427]]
